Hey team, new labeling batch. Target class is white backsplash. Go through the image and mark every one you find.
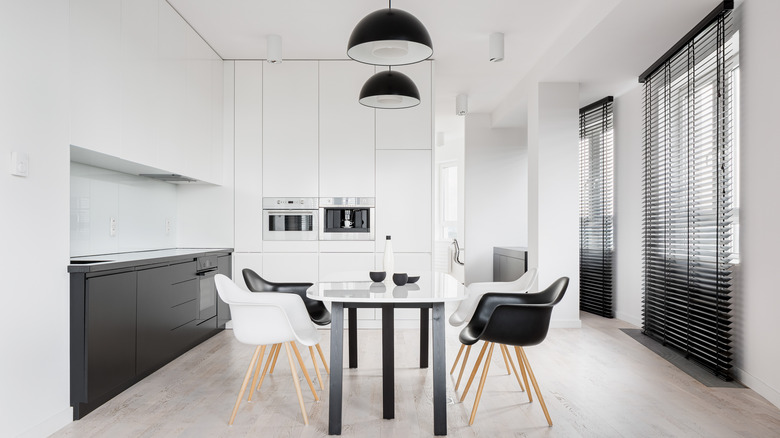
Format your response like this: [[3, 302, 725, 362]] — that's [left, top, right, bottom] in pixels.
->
[[70, 162, 177, 257]]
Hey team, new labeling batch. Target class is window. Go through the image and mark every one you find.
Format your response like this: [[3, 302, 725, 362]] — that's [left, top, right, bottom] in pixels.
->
[[438, 163, 458, 240], [579, 97, 614, 318], [639, 1, 737, 379]]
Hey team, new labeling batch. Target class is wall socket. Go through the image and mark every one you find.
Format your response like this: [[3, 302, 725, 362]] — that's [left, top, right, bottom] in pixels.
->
[[165, 218, 172, 235], [109, 217, 117, 237]]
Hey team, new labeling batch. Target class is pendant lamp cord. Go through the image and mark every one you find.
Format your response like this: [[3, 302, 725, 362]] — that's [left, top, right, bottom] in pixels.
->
[[389, 0, 392, 9]]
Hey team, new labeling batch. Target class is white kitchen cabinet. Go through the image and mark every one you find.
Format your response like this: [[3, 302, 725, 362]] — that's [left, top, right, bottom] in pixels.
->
[[234, 61, 263, 253], [319, 61, 376, 197], [118, 0, 158, 167], [70, 0, 122, 155], [263, 61, 319, 197], [232, 252, 263, 291], [262, 253, 318, 284], [183, 26, 215, 181], [375, 61, 432, 150], [375, 150, 432, 253], [155, 1, 187, 174]]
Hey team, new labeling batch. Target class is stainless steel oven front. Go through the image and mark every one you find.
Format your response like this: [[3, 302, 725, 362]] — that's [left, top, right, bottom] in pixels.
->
[[262, 197, 319, 241], [319, 197, 375, 241]]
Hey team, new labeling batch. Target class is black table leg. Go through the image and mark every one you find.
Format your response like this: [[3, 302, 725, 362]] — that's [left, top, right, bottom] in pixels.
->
[[420, 308, 429, 368], [348, 307, 358, 368], [382, 304, 395, 420], [432, 302, 446, 435], [329, 303, 344, 435]]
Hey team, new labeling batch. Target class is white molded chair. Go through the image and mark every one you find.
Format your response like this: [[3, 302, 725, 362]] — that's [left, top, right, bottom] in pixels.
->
[[215, 274, 321, 426], [448, 269, 538, 393]]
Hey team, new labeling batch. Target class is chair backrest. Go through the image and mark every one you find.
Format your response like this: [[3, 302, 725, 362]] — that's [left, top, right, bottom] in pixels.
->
[[449, 268, 538, 327], [468, 277, 568, 347], [215, 274, 319, 346], [242, 268, 329, 324]]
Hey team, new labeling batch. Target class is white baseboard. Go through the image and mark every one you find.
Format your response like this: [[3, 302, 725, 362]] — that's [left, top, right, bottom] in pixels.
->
[[17, 407, 72, 438], [616, 312, 642, 327], [550, 319, 582, 329], [733, 366, 780, 410]]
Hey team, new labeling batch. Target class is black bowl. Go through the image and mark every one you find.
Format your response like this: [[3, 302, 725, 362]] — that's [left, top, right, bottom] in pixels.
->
[[407, 276, 420, 283], [369, 271, 386, 282], [392, 273, 408, 286]]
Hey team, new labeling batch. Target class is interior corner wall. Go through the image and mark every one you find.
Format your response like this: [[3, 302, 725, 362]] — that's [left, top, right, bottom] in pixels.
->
[[527, 83, 581, 328], [0, 1, 72, 436], [613, 86, 643, 326], [463, 113, 526, 284], [733, 0, 780, 409]]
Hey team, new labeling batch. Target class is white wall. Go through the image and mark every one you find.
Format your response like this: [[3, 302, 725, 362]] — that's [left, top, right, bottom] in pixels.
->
[[0, 2, 72, 436], [613, 86, 643, 326], [527, 83, 581, 328], [70, 163, 177, 256], [733, 0, 780, 408], [463, 114, 527, 284]]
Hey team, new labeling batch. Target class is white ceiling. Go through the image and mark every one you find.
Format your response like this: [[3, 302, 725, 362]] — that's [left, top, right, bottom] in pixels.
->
[[167, 0, 723, 132]]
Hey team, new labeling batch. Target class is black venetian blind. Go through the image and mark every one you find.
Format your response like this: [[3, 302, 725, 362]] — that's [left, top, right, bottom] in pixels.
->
[[579, 97, 614, 318], [639, 1, 737, 379]]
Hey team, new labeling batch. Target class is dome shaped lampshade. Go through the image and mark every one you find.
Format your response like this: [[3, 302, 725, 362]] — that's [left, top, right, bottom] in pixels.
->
[[348, 8, 433, 66], [359, 70, 420, 109]]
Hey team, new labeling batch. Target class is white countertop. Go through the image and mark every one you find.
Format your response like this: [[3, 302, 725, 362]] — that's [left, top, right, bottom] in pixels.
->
[[307, 272, 466, 303]]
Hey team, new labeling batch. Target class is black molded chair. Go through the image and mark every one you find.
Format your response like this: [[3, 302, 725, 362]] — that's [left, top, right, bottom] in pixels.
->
[[458, 277, 569, 426], [242, 268, 331, 379]]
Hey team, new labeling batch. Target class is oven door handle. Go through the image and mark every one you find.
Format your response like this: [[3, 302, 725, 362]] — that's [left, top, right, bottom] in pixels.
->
[[196, 269, 218, 277], [264, 210, 317, 215]]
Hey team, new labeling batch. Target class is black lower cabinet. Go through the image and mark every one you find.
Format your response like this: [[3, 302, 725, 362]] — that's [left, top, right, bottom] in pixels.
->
[[217, 255, 231, 328]]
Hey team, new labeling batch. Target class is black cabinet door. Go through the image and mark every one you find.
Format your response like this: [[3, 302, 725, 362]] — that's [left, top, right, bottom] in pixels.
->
[[86, 272, 137, 401], [216, 255, 232, 327]]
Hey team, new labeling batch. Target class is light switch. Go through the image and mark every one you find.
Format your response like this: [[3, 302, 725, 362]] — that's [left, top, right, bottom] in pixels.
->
[[10, 151, 29, 177], [110, 217, 117, 237]]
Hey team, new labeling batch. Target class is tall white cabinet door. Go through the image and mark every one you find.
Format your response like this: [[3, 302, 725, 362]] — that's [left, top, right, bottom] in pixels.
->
[[376, 150, 432, 253], [70, 0, 122, 155], [263, 253, 318, 284], [319, 61, 376, 198], [182, 27, 215, 181], [155, 0, 187, 173], [234, 61, 263, 253], [263, 61, 319, 197], [233, 253, 263, 290], [375, 61, 432, 150]]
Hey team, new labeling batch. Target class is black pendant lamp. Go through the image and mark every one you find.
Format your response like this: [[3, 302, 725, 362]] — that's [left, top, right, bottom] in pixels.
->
[[359, 68, 420, 109], [347, 1, 433, 66]]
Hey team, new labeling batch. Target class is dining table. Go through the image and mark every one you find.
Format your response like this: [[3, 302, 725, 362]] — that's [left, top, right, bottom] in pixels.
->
[[307, 272, 466, 435]]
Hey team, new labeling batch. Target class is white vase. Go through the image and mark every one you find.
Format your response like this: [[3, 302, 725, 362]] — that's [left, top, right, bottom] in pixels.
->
[[383, 235, 395, 278]]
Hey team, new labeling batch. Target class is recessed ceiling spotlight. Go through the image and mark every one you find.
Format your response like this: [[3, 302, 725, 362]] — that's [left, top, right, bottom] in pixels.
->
[[267, 34, 282, 64], [490, 32, 504, 62]]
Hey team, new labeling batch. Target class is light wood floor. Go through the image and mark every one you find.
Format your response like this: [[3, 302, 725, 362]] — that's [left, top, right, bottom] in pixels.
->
[[53, 313, 780, 437]]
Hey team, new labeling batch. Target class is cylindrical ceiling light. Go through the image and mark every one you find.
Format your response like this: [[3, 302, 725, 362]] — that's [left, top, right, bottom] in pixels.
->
[[490, 32, 504, 62], [359, 69, 420, 109], [267, 34, 282, 64], [347, 2, 433, 66], [456, 94, 468, 116]]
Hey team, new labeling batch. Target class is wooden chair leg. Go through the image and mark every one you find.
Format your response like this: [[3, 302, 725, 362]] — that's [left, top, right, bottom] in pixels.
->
[[451, 344, 465, 374], [454, 344, 472, 390], [519, 347, 552, 426], [247, 345, 267, 401], [316, 343, 330, 374], [256, 344, 277, 391], [284, 342, 309, 425], [269, 342, 282, 374], [499, 342, 512, 375], [291, 342, 319, 401], [229, 346, 262, 425], [469, 342, 495, 425], [460, 342, 489, 402], [514, 346, 532, 403], [500, 344, 524, 391], [309, 345, 325, 390]]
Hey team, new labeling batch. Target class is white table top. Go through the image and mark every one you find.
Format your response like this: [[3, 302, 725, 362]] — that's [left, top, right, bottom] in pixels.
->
[[307, 272, 466, 304]]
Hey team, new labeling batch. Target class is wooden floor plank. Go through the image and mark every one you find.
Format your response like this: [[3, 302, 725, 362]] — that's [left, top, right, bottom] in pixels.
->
[[53, 312, 780, 437]]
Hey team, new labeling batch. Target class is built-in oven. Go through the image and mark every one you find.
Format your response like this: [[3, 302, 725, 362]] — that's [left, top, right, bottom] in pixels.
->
[[319, 197, 375, 241], [195, 255, 218, 324], [262, 197, 319, 241]]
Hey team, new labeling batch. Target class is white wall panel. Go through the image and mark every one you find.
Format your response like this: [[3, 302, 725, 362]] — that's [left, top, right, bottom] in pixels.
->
[[234, 61, 263, 252]]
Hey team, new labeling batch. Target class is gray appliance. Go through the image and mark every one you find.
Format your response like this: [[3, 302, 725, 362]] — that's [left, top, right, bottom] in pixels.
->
[[319, 197, 375, 241], [262, 197, 319, 241]]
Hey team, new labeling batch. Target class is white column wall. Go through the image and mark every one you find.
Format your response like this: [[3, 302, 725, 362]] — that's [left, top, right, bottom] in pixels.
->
[[613, 86, 643, 326], [734, 0, 780, 408], [463, 114, 526, 284], [527, 83, 581, 327], [0, 2, 72, 436]]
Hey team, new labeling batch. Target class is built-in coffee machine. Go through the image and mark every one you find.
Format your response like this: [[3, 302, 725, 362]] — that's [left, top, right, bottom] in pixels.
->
[[319, 197, 375, 241]]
